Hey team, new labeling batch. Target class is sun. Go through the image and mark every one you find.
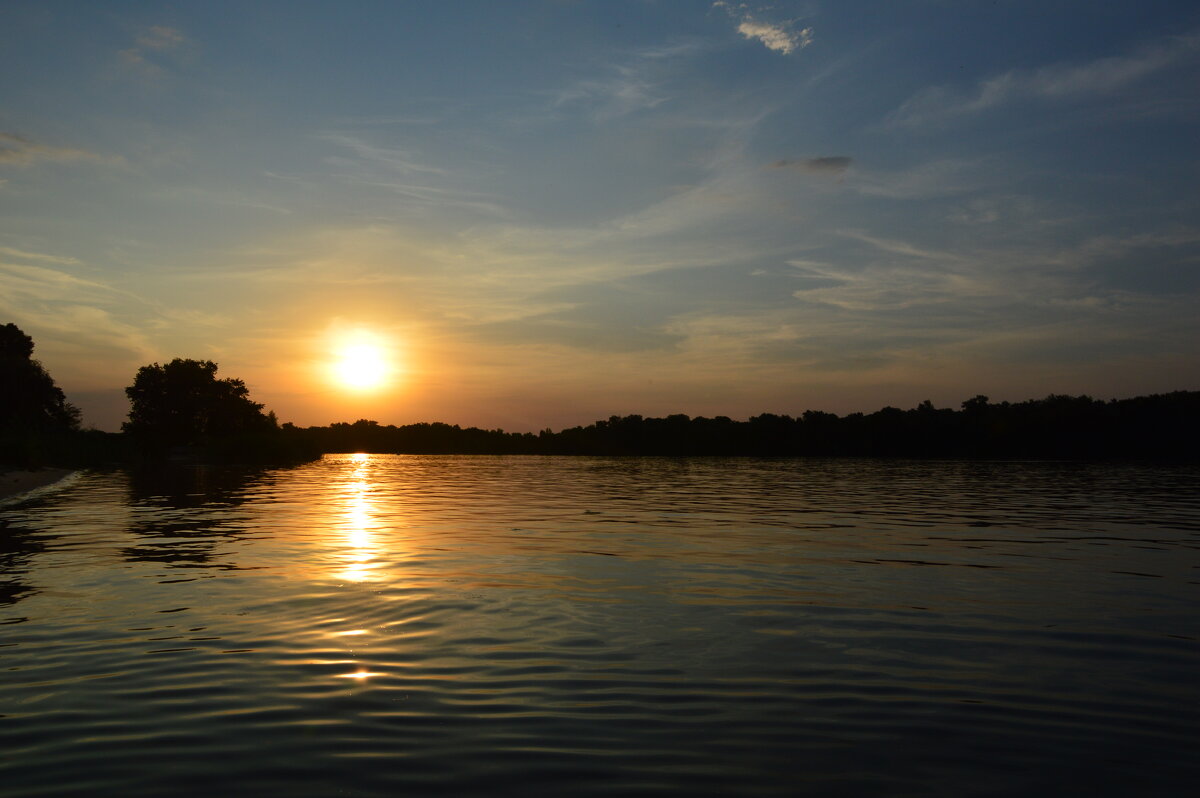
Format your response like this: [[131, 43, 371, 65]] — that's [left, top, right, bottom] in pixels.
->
[[327, 329, 395, 392], [336, 343, 387, 389]]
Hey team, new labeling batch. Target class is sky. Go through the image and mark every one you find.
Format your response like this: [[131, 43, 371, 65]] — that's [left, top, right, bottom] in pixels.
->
[[2, 0, 1199, 432]]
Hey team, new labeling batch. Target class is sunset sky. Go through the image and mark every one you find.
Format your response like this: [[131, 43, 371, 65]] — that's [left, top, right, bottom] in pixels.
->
[[2, 1, 1198, 432]]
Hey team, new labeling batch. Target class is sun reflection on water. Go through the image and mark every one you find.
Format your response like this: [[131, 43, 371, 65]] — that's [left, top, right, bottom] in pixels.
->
[[336, 453, 385, 583], [325, 454, 397, 683], [334, 668, 386, 680]]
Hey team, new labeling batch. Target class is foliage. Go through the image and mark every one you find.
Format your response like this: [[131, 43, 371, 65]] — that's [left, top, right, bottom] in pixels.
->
[[0, 323, 80, 467], [285, 391, 1200, 460], [1, 323, 80, 432], [122, 358, 310, 463], [125, 359, 271, 445]]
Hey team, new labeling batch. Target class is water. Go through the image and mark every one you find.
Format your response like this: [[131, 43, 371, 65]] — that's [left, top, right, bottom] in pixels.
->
[[1, 455, 1197, 796]]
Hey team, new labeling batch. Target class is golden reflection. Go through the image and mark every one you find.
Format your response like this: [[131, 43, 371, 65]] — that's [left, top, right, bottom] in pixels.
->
[[335, 453, 385, 583], [334, 668, 385, 680], [321, 454, 408, 684]]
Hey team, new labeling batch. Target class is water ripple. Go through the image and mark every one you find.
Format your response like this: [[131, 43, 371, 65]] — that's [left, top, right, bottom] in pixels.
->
[[0, 456, 1197, 796]]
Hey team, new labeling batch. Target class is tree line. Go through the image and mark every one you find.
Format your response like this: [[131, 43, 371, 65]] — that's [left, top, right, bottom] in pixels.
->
[[3, 322, 1198, 466], [284, 392, 1200, 460]]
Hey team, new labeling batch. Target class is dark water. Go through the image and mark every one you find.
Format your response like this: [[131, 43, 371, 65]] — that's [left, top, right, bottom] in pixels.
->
[[1, 455, 1197, 797]]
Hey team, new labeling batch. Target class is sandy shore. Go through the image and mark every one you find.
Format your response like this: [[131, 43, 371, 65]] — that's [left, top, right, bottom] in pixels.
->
[[0, 469, 76, 502]]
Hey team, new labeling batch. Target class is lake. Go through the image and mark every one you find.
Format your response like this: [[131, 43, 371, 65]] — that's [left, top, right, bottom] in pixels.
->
[[1, 454, 1198, 796]]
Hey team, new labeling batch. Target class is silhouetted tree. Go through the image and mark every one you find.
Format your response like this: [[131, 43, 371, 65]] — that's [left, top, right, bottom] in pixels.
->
[[0, 323, 80, 432], [124, 359, 276, 458], [1, 323, 80, 466]]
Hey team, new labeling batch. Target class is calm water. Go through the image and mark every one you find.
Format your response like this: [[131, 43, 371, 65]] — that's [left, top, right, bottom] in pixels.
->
[[1, 455, 1197, 796]]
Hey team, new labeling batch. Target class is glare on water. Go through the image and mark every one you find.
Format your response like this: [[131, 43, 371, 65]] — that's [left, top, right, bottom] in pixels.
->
[[336, 452, 385, 583]]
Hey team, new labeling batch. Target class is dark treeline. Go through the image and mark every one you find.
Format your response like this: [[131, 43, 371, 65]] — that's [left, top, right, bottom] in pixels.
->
[[5, 323, 1199, 466], [287, 391, 1200, 460]]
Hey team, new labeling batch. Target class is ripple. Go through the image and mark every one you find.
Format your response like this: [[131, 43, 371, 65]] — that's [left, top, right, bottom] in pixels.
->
[[0, 457, 1197, 796]]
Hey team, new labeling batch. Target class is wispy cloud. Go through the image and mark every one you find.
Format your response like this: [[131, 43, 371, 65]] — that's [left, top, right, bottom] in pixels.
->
[[0, 259, 158, 365], [137, 26, 184, 51], [319, 133, 446, 176], [316, 133, 508, 216], [0, 261, 115, 299], [837, 230, 965, 264], [851, 158, 991, 200], [0, 246, 81, 265], [118, 25, 186, 79], [16, 304, 160, 386], [547, 42, 702, 121], [772, 156, 852, 176], [0, 132, 106, 167], [715, 3, 812, 55], [0, 255, 237, 381], [1043, 229, 1200, 271], [552, 66, 668, 119], [890, 32, 1200, 127]]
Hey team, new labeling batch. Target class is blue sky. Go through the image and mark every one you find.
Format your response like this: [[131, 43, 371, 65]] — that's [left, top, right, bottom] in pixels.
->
[[2, 1, 1198, 431]]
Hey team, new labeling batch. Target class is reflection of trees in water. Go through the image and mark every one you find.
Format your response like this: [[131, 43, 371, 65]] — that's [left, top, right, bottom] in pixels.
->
[[0, 520, 49, 607], [121, 465, 269, 570]]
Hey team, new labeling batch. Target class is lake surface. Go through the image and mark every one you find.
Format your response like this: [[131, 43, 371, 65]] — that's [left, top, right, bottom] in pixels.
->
[[1, 455, 1197, 796]]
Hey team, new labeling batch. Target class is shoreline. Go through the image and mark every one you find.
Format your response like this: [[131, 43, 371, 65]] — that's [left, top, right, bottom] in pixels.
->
[[0, 469, 76, 502]]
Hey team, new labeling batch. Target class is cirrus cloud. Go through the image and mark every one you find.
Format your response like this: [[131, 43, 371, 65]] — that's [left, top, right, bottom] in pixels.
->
[[772, 156, 852, 175], [118, 25, 186, 79], [0, 132, 104, 167], [890, 31, 1200, 127]]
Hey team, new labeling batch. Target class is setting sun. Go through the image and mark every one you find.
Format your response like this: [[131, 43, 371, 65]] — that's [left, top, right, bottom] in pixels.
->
[[336, 342, 387, 389], [327, 329, 396, 392]]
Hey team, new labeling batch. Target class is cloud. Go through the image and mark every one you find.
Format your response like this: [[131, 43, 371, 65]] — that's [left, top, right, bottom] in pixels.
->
[[0, 257, 216, 381], [890, 32, 1200, 127], [319, 133, 446, 176], [852, 158, 989, 199], [945, 195, 1050, 226], [737, 20, 812, 55], [317, 133, 508, 217], [837, 230, 963, 263], [716, 3, 812, 55], [137, 26, 184, 51], [773, 156, 852, 175], [0, 261, 158, 367], [118, 25, 185, 79], [546, 42, 697, 120], [21, 304, 155, 359], [0, 254, 162, 315], [0, 132, 104, 167], [0, 261, 119, 301], [1006, 230, 1198, 276], [552, 67, 668, 119], [0, 246, 81, 265]]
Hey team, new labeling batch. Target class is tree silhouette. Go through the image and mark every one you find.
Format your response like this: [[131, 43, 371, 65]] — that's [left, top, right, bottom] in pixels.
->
[[1, 323, 79, 465], [280, 391, 1200, 460], [0, 323, 80, 432], [124, 359, 275, 455]]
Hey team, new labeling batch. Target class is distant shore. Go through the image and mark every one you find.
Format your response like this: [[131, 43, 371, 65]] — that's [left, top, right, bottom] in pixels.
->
[[0, 469, 75, 502]]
